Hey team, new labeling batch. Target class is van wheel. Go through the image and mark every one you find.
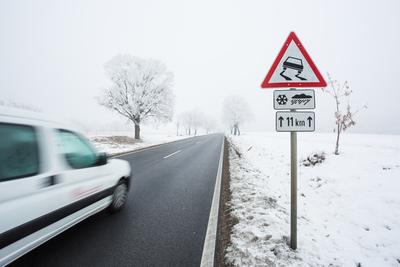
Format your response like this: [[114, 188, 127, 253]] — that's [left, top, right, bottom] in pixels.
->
[[109, 180, 128, 213]]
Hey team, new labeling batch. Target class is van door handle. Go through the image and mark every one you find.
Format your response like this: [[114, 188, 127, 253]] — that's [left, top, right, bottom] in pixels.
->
[[42, 175, 59, 187]]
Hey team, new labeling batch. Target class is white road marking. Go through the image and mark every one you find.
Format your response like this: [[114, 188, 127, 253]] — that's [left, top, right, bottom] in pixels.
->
[[111, 136, 198, 158], [163, 150, 182, 159], [200, 137, 224, 267]]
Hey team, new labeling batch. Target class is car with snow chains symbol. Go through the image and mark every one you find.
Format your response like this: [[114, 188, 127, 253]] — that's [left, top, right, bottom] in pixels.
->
[[291, 94, 312, 105]]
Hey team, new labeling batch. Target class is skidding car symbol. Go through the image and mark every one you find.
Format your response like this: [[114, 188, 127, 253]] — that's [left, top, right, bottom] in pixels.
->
[[280, 56, 307, 81]]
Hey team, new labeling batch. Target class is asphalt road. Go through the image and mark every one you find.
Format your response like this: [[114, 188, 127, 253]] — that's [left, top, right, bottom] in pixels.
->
[[11, 133, 224, 267]]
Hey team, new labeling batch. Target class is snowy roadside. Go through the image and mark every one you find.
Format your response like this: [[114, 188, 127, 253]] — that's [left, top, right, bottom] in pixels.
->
[[88, 132, 192, 156], [225, 132, 400, 267]]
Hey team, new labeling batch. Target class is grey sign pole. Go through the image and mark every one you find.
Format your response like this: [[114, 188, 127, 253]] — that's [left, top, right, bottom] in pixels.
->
[[290, 89, 297, 250], [290, 130, 297, 249]]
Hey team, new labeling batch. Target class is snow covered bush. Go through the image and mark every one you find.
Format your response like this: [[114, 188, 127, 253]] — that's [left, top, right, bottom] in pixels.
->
[[301, 151, 326, 167]]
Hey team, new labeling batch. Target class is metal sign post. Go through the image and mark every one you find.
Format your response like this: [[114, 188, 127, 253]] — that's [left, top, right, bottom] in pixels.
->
[[261, 32, 327, 251], [275, 91, 315, 249], [290, 130, 297, 249], [275, 91, 314, 249], [290, 89, 297, 250]]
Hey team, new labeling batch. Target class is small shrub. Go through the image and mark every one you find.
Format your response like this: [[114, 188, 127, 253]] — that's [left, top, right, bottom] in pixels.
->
[[302, 152, 326, 167]]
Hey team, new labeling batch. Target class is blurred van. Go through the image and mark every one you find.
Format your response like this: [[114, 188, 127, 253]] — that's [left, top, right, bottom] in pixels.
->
[[0, 107, 131, 265]]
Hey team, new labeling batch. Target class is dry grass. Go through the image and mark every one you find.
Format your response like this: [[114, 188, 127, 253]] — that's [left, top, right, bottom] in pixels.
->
[[91, 136, 140, 145], [215, 138, 236, 267]]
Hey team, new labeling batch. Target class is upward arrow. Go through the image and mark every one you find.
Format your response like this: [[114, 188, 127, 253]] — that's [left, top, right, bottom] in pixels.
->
[[307, 116, 313, 127], [278, 116, 284, 127]]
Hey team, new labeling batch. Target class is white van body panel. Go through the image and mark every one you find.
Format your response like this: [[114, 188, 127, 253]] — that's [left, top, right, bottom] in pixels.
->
[[0, 107, 131, 265]]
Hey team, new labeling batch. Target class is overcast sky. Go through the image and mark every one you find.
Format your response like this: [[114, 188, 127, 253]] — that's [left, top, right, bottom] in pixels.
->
[[1, 0, 399, 134]]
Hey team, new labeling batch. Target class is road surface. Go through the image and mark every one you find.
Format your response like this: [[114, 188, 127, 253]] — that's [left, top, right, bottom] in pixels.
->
[[11, 134, 224, 267]]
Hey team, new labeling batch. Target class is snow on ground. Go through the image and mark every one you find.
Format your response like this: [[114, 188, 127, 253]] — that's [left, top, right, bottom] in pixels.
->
[[87, 130, 190, 155], [226, 132, 400, 267]]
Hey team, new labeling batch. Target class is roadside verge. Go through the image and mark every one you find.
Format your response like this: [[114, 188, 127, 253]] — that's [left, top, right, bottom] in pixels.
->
[[215, 138, 236, 267]]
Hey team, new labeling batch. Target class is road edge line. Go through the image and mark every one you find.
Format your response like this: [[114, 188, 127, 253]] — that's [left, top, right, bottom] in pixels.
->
[[200, 136, 225, 267]]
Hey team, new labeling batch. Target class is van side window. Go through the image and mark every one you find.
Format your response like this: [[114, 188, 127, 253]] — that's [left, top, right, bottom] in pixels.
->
[[0, 123, 40, 181], [56, 130, 98, 169]]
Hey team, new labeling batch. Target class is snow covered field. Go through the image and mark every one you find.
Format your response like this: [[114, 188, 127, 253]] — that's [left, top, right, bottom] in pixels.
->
[[226, 132, 400, 267], [88, 131, 189, 155]]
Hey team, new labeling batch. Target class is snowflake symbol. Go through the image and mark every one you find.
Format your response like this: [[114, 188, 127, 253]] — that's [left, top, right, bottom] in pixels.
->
[[276, 95, 288, 105]]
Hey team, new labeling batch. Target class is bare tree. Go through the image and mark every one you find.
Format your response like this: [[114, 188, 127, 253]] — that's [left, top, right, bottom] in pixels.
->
[[99, 54, 174, 139], [223, 95, 252, 135], [322, 74, 367, 155]]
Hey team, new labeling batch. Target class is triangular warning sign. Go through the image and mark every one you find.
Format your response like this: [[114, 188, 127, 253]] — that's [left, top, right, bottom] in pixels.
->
[[261, 32, 327, 88]]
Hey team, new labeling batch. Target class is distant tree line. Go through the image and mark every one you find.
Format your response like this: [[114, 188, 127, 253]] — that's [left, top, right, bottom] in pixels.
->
[[176, 109, 216, 136]]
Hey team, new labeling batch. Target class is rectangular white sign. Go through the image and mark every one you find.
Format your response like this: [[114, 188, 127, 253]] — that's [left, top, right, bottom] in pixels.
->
[[273, 89, 315, 110], [276, 111, 315, 132]]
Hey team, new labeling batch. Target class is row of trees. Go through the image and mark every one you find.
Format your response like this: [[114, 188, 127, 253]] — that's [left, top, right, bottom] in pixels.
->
[[177, 109, 217, 136], [176, 95, 252, 136], [99, 54, 253, 139]]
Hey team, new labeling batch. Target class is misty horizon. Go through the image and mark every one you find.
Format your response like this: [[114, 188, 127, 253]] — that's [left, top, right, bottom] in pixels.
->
[[1, 0, 399, 135]]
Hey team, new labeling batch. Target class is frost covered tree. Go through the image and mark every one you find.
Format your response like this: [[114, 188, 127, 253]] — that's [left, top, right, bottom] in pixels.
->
[[322, 74, 367, 155], [178, 112, 192, 135], [175, 119, 180, 136], [190, 109, 204, 135], [176, 113, 187, 136], [177, 109, 217, 135], [202, 115, 217, 134], [99, 55, 174, 139], [178, 109, 203, 135], [223, 95, 252, 135]]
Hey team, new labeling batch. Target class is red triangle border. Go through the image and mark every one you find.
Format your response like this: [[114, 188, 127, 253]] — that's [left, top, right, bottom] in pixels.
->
[[261, 32, 327, 89]]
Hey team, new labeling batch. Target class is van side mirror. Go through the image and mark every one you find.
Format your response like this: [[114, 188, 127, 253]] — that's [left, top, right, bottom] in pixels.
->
[[96, 152, 108, 166]]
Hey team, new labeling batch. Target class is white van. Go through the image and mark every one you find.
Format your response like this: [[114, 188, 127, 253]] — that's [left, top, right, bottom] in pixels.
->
[[0, 107, 131, 266]]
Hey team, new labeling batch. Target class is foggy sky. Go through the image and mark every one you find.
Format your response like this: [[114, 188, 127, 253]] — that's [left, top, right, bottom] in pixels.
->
[[1, 0, 399, 134]]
